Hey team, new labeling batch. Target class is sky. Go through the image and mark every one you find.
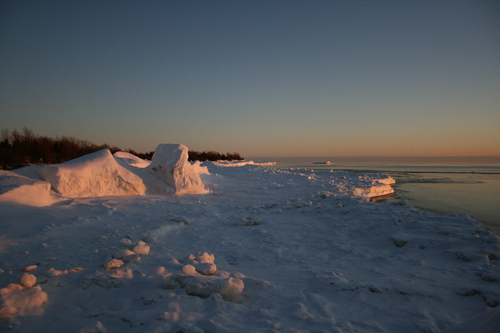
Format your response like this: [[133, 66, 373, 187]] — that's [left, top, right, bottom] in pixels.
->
[[1, 0, 499, 158]]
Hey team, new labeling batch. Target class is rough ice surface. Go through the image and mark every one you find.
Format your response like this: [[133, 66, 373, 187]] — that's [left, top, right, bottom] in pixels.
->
[[0, 149, 499, 332]]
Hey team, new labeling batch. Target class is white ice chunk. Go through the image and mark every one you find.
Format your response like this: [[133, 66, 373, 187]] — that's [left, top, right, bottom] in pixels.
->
[[19, 273, 36, 289], [147, 144, 208, 195]]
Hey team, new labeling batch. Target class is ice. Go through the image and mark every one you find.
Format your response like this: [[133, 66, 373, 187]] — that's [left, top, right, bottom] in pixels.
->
[[0, 277, 48, 322], [160, 254, 244, 301], [1, 144, 212, 205], [0, 171, 62, 206], [146, 144, 208, 195], [30, 149, 146, 197], [113, 151, 151, 168], [18, 274, 36, 289], [0, 147, 499, 332]]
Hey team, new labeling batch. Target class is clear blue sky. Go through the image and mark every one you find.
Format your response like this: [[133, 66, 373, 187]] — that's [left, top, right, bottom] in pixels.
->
[[1, 0, 499, 157]]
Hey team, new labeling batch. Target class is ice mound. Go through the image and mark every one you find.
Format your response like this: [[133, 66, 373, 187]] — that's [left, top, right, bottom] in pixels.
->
[[0, 144, 211, 205], [353, 183, 395, 199], [32, 149, 146, 197], [147, 144, 208, 195], [0, 274, 48, 321], [347, 174, 396, 199], [158, 253, 244, 302], [0, 171, 61, 207]]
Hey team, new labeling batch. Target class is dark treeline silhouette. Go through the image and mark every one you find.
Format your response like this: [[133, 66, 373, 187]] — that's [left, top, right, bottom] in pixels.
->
[[0, 128, 123, 169], [0, 128, 242, 169], [188, 150, 243, 162]]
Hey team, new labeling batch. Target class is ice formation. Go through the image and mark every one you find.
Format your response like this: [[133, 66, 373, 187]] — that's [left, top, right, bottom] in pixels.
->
[[158, 253, 245, 302], [0, 171, 60, 206], [0, 274, 48, 322], [31, 149, 146, 197], [0, 144, 211, 205], [146, 144, 208, 195]]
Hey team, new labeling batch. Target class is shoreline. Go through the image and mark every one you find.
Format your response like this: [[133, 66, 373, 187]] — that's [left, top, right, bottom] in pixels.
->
[[270, 165, 500, 236], [388, 172, 500, 236]]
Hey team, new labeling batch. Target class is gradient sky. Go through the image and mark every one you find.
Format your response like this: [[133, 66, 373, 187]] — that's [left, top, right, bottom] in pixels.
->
[[1, 0, 499, 157]]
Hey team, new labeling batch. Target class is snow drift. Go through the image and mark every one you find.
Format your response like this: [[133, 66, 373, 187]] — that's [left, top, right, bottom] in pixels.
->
[[31, 149, 146, 198], [0, 171, 60, 207]]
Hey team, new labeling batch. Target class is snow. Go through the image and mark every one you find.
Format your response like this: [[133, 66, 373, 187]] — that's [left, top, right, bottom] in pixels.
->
[[31, 149, 146, 198], [0, 171, 61, 207], [1, 144, 209, 206], [0, 147, 499, 332], [146, 144, 209, 195], [113, 151, 151, 168]]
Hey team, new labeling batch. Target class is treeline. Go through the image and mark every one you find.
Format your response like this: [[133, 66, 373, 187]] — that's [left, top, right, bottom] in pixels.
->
[[0, 128, 242, 169], [0, 128, 124, 168], [188, 150, 243, 162]]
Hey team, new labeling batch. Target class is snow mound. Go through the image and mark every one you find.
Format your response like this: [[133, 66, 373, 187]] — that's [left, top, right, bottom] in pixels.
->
[[0, 171, 62, 207], [31, 149, 146, 197], [113, 151, 151, 168], [344, 174, 396, 199], [147, 144, 208, 195], [0, 275, 48, 322], [159, 253, 244, 302], [353, 183, 395, 199]]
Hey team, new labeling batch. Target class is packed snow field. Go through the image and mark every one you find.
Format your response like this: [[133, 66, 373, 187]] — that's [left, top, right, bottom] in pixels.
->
[[0, 144, 499, 332]]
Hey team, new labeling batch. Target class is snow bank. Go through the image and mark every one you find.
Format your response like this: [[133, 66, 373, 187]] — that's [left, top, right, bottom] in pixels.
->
[[339, 173, 396, 199], [147, 144, 208, 195], [353, 183, 395, 199], [113, 151, 151, 168], [0, 171, 61, 207], [31, 149, 146, 197]]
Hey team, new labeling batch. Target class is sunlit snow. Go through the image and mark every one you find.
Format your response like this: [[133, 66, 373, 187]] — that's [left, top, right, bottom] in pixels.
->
[[0, 144, 499, 332]]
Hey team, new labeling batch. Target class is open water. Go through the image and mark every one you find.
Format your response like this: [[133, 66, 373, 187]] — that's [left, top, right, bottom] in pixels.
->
[[250, 156, 500, 235]]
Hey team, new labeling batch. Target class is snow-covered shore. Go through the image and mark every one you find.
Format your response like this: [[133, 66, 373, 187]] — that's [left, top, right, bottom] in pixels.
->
[[1, 145, 499, 332]]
